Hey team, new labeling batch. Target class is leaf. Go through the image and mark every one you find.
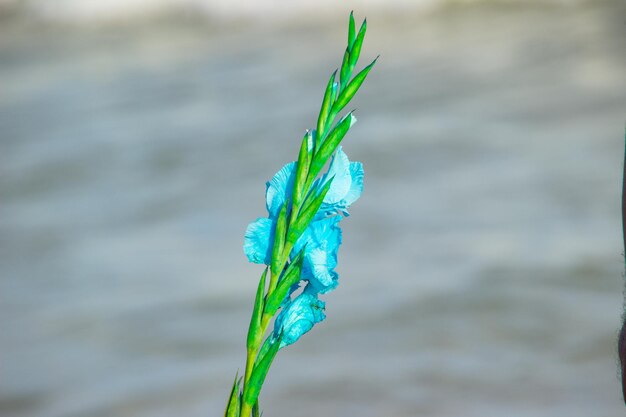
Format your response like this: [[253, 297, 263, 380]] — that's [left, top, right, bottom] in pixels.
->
[[308, 112, 356, 182], [270, 203, 288, 277], [316, 72, 337, 142], [264, 251, 305, 316], [243, 336, 281, 407], [332, 56, 378, 115], [246, 268, 267, 350], [224, 373, 241, 417], [348, 11, 356, 51]]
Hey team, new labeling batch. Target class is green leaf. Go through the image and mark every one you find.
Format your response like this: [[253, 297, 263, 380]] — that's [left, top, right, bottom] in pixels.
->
[[308, 112, 356, 182], [224, 373, 241, 417], [348, 11, 356, 51], [243, 336, 281, 407], [316, 72, 337, 142], [348, 19, 367, 74], [270, 203, 288, 277], [246, 268, 267, 350], [332, 56, 377, 115], [287, 177, 333, 246], [264, 252, 305, 316]]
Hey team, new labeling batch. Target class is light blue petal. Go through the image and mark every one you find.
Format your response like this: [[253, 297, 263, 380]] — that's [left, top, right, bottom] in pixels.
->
[[292, 216, 342, 293], [339, 161, 364, 214], [243, 217, 274, 264], [292, 216, 341, 258], [322, 147, 351, 205], [274, 292, 326, 348], [265, 162, 297, 218], [308, 216, 342, 255], [308, 248, 333, 286], [318, 149, 364, 216], [307, 247, 339, 294]]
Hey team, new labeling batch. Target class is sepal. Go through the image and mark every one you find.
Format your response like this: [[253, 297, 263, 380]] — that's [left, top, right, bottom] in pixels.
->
[[247, 268, 268, 350], [224, 372, 241, 417]]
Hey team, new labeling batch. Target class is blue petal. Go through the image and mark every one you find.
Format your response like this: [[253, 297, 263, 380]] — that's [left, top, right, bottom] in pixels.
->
[[307, 247, 339, 293], [243, 217, 274, 264], [265, 162, 297, 218], [274, 291, 326, 348], [318, 149, 364, 216], [322, 147, 351, 205], [292, 216, 342, 293], [339, 161, 364, 215]]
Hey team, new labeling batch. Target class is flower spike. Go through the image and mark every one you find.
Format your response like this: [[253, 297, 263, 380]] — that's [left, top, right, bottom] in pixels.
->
[[231, 12, 376, 417]]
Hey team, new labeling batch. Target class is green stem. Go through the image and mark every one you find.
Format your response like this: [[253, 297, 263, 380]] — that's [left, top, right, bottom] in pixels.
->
[[240, 312, 277, 415]]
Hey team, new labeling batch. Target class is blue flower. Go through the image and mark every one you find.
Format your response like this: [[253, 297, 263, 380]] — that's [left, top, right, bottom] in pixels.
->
[[273, 290, 326, 348], [292, 216, 342, 294], [243, 148, 363, 273]]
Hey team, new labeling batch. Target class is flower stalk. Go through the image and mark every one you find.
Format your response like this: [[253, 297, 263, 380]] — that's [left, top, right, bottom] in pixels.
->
[[225, 11, 376, 417]]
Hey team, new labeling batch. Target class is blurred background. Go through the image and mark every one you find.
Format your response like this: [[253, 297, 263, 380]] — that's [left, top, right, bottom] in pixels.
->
[[1, 0, 625, 416]]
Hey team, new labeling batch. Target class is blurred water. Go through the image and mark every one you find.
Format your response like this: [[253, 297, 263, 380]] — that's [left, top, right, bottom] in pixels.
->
[[0, 0, 598, 22], [1, 1, 625, 416]]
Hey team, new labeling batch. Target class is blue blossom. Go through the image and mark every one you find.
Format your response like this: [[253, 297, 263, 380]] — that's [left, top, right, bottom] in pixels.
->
[[243, 148, 363, 278], [273, 290, 326, 348], [292, 216, 342, 294], [319, 147, 364, 216]]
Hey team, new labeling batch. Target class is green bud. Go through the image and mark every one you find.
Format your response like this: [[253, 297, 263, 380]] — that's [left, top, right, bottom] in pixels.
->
[[264, 252, 305, 316], [292, 131, 313, 211], [332, 56, 377, 115], [348, 11, 356, 51], [308, 112, 356, 181], [316, 72, 337, 142], [270, 203, 288, 277], [287, 177, 333, 246], [348, 19, 367, 74], [339, 47, 351, 90]]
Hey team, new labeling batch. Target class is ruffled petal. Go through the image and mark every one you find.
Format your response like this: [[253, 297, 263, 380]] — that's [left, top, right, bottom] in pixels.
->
[[339, 161, 364, 215], [307, 247, 339, 293], [243, 217, 274, 264], [273, 292, 326, 348], [318, 149, 364, 216], [292, 216, 342, 293], [265, 162, 297, 218], [322, 147, 351, 205]]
